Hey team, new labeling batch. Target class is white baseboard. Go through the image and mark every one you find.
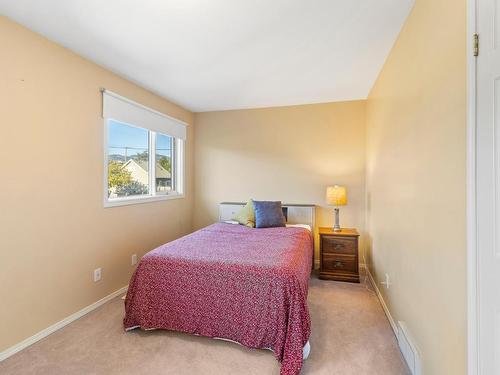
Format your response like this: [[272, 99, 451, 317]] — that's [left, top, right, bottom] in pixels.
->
[[0, 285, 128, 362], [364, 265, 398, 336]]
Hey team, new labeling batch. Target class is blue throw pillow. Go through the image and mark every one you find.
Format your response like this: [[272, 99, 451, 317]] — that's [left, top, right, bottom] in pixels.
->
[[253, 201, 286, 228]]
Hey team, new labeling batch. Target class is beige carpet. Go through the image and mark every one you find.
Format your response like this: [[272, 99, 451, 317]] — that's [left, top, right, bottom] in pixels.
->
[[0, 273, 410, 375]]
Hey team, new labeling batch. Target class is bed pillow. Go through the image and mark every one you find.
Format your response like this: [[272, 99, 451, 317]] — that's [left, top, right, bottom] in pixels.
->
[[232, 199, 255, 228], [253, 200, 286, 228]]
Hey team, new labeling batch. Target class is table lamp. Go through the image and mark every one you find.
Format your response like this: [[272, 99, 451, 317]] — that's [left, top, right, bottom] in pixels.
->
[[326, 185, 347, 232]]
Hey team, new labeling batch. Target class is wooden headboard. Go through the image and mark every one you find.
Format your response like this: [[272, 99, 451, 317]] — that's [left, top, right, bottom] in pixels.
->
[[219, 202, 316, 230]]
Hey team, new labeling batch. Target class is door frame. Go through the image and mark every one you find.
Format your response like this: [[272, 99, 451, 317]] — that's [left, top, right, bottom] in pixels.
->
[[467, 0, 478, 374]]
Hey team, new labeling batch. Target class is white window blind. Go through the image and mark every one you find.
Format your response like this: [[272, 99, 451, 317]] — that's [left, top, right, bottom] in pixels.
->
[[102, 89, 187, 140]]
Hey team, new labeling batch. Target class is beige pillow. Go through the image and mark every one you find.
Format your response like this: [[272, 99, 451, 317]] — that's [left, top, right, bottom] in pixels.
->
[[232, 200, 255, 228]]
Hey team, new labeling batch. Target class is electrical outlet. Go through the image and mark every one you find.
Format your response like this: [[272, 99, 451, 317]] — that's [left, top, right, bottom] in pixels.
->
[[131, 254, 137, 266], [381, 273, 391, 289], [94, 268, 102, 282]]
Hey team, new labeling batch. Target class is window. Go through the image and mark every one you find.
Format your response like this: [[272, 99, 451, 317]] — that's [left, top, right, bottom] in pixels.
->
[[103, 90, 185, 207]]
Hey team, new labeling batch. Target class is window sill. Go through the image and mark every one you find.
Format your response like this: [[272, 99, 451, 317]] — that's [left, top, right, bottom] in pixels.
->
[[104, 193, 184, 208]]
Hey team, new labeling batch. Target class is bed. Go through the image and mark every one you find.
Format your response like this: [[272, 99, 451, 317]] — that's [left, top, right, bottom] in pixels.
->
[[124, 204, 315, 375]]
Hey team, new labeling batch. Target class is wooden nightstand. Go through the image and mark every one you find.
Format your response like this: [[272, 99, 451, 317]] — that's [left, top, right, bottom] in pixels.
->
[[319, 227, 360, 283]]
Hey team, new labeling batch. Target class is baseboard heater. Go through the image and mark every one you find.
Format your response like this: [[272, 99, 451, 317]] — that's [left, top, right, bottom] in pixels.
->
[[397, 321, 422, 375]]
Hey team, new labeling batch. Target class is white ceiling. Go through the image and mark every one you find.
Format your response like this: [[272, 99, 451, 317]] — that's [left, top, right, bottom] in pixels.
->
[[0, 0, 414, 112]]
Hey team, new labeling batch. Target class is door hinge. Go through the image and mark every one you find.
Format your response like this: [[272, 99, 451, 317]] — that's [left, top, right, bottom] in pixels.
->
[[474, 33, 479, 57]]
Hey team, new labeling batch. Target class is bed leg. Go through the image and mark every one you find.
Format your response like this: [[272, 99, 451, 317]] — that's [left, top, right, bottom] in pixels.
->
[[302, 340, 311, 360]]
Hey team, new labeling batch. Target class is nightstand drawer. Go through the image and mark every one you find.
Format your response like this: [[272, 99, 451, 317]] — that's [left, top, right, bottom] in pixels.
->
[[322, 254, 357, 274], [321, 236, 356, 255], [319, 228, 359, 283]]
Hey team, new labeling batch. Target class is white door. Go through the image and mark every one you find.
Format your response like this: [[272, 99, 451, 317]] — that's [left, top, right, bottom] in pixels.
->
[[476, 0, 500, 373]]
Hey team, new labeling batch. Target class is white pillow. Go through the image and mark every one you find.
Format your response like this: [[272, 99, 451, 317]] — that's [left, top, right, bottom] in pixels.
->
[[286, 224, 312, 232]]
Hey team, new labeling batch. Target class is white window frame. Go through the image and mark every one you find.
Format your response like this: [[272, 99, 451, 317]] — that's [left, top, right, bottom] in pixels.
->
[[102, 91, 186, 208]]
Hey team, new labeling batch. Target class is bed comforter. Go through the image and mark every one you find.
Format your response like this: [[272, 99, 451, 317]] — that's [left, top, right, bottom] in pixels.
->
[[124, 223, 313, 375]]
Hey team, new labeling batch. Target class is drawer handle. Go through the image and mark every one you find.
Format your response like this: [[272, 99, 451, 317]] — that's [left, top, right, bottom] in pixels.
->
[[334, 244, 344, 250], [333, 261, 344, 268]]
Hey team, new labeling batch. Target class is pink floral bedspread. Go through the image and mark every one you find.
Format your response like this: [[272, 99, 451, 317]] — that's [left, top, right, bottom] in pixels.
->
[[124, 222, 313, 375]]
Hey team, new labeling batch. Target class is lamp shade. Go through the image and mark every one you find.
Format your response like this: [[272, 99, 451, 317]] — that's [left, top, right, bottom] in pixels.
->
[[326, 185, 347, 206]]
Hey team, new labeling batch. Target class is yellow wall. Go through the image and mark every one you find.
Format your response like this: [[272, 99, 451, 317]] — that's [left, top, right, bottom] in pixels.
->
[[193, 101, 366, 263], [0, 16, 194, 352], [365, 0, 467, 374]]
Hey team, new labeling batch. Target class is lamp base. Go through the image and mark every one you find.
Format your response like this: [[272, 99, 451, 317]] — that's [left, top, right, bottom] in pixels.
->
[[333, 208, 341, 232]]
